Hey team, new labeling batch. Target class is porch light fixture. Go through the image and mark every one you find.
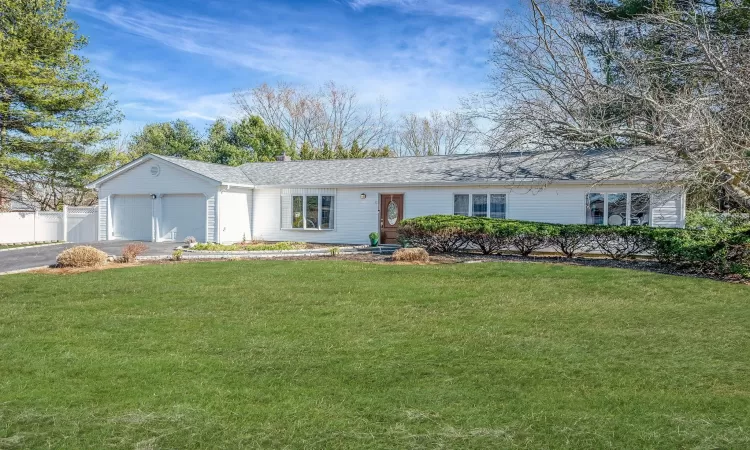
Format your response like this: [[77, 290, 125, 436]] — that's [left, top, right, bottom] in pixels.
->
[[151, 194, 157, 199], [360, 193, 366, 199]]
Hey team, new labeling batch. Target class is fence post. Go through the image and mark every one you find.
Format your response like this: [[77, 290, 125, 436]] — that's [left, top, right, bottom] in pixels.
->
[[33, 211, 38, 242], [63, 205, 68, 242]]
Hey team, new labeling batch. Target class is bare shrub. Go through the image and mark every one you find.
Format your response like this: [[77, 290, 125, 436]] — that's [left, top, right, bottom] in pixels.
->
[[392, 248, 430, 263], [121, 242, 148, 263], [56, 246, 108, 268]]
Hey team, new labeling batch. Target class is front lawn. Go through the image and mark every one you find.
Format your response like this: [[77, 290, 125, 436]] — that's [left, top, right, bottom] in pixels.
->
[[0, 261, 748, 448]]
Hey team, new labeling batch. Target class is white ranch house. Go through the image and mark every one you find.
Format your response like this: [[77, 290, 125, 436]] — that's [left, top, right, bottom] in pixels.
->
[[86, 151, 686, 245]]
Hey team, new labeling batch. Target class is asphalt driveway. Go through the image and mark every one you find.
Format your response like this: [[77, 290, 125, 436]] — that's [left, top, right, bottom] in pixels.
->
[[0, 241, 178, 273]]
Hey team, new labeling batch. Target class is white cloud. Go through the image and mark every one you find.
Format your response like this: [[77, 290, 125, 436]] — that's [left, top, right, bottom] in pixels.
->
[[72, 0, 491, 127]]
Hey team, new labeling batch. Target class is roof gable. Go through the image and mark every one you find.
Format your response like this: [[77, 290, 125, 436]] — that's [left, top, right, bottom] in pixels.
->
[[86, 154, 253, 189]]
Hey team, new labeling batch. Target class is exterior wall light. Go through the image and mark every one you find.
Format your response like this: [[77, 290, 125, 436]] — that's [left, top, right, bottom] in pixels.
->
[[360, 193, 366, 199], [151, 194, 157, 199]]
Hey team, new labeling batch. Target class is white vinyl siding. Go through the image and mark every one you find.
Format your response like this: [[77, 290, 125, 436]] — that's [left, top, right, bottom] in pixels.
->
[[219, 190, 252, 243], [652, 190, 684, 227], [253, 185, 685, 245]]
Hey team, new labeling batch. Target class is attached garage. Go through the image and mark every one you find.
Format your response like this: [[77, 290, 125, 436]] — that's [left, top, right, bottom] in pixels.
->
[[112, 195, 152, 241], [88, 153, 254, 243], [160, 194, 206, 242]]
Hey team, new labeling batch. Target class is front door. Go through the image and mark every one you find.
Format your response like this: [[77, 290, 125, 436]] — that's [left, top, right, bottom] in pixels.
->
[[380, 194, 404, 244]]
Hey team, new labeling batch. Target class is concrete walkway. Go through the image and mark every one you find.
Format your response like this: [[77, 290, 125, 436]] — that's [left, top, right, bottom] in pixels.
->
[[0, 241, 178, 273]]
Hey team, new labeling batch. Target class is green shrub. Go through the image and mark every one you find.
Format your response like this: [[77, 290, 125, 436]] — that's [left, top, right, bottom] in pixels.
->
[[589, 226, 655, 260], [651, 219, 750, 274], [686, 211, 748, 232], [398, 214, 749, 277], [549, 224, 594, 258], [172, 249, 183, 261], [463, 219, 503, 255], [506, 221, 555, 256], [397, 216, 471, 252]]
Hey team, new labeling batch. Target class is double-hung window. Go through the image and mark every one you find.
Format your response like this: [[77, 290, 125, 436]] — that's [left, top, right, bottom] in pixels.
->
[[586, 192, 650, 226], [284, 190, 335, 230], [454, 193, 506, 219]]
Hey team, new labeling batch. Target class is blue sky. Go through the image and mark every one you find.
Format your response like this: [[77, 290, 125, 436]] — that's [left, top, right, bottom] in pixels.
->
[[69, 0, 508, 137]]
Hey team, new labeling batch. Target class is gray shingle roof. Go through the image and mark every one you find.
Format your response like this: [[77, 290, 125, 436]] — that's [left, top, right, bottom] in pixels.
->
[[156, 148, 684, 187], [154, 155, 252, 185]]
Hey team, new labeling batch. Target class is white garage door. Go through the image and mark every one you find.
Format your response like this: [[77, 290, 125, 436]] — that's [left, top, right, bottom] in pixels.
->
[[112, 195, 152, 241], [160, 194, 206, 242]]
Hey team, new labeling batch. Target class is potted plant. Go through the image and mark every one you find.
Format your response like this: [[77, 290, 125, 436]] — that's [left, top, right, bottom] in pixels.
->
[[184, 236, 197, 248], [368, 232, 379, 247]]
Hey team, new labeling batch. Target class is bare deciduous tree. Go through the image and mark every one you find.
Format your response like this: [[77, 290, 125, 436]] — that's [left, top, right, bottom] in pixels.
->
[[470, 0, 750, 209], [397, 111, 474, 156], [234, 82, 392, 151]]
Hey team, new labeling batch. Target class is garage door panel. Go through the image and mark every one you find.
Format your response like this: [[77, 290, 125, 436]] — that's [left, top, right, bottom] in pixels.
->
[[161, 194, 206, 242], [112, 195, 152, 241]]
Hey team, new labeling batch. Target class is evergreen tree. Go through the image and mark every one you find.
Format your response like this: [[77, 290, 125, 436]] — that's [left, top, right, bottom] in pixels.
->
[[320, 142, 335, 160], [128, 120, 205, 160], [299, 141, 317, 160], [334, 144, 349, 159], [349, 139, 367, 158], [229, 116, 292, 162], [0, 0, 122, 210], [204, 119, 255, 166]]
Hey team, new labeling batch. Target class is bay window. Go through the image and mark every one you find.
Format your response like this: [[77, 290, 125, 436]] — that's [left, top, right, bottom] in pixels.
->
[[586, 192, 650, 226], [284, 190, 336, 230], [454, 193, 506, 219]]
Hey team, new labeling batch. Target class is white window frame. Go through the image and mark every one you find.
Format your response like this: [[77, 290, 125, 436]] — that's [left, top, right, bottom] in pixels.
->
[[453, 193, 508, 219], [284, 192, 336, 231], [585, 192, 652, 226]]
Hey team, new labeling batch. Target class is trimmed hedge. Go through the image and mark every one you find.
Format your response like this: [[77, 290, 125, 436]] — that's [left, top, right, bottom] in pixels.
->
[[398, 215, 750, 276]]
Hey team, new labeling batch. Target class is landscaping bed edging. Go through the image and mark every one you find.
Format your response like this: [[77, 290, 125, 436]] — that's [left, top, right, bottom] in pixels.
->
[[139, 245, 398, 261]]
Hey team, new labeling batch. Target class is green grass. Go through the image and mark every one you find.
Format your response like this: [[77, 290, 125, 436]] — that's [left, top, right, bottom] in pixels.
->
[[0, 261, 748, 449], [192, 241, 307, 251]]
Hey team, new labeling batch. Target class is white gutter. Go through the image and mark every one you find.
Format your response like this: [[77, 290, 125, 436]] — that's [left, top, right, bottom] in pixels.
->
[[220, 183, 255, 189]]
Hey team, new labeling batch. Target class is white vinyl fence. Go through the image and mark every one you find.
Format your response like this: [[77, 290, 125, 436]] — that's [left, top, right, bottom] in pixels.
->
[[0, 206, 98, 244]]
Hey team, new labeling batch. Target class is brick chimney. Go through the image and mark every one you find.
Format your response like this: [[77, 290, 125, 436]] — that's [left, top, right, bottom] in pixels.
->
[[275, 152, 291, 162]]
